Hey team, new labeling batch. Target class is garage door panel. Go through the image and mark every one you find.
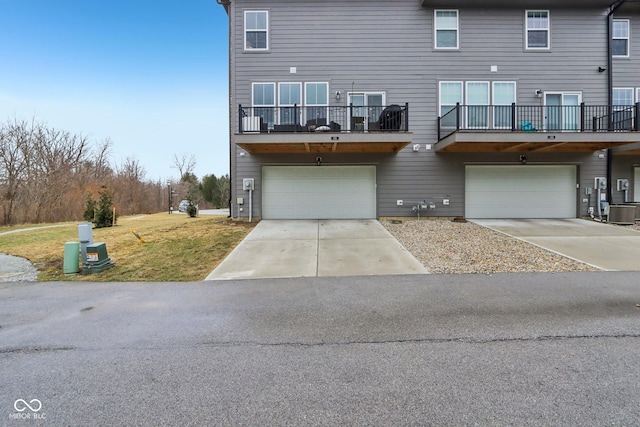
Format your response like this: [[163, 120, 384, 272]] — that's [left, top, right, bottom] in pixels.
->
[[466, 165, 576, 219], [263, 166, 376, 219]]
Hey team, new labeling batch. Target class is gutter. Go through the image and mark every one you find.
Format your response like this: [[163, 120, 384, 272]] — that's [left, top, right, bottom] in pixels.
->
[[216, 0, 230, 14]]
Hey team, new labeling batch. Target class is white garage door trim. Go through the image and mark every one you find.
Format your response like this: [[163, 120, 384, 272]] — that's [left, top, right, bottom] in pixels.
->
[[262, 166, 376, 219], [465, 165, 577, 219]]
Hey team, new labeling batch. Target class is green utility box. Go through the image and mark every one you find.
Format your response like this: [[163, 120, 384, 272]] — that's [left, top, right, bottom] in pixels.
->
[[82, 242, 114, 274], [63, 242, 80, 274]]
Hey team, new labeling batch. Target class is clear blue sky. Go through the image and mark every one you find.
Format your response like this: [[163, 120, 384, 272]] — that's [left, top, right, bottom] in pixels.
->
[[0, 0, 229, 182]]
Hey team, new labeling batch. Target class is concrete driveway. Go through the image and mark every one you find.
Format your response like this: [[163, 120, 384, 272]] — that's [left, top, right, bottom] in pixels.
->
[[205, 220, 428, 280], [471, 219, 640, 271]]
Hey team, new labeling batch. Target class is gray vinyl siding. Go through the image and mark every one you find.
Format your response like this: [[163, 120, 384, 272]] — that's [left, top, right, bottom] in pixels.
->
[[227, 0, 638, 219]]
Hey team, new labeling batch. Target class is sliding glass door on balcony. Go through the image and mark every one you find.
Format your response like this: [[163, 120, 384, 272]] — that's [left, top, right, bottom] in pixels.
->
[[348, 93, 385, 131], [544, 93, 581, 131]]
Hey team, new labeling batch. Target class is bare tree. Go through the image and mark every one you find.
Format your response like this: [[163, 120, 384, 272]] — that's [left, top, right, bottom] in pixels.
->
[[172, 153, 196, 181], [0, 118, 33, 224], [0, 117, 182, 225], [93, 138, 113, 180], [27, 124, 90, 222], [114, 157, 147, 215]]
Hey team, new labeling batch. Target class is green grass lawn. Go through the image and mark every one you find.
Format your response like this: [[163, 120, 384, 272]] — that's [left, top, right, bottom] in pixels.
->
[[0, 213, 255, 281]]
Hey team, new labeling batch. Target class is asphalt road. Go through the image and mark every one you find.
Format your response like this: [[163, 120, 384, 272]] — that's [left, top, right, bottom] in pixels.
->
[[1, 272, 639, 426]]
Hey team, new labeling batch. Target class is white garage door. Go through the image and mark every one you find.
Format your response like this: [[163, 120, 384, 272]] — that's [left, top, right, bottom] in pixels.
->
[[262, 166, 376, 219], [465, 165, 577, 218]]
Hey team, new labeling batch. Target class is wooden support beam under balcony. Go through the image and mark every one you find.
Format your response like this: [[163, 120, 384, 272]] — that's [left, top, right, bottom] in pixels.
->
[[435, 131, 640, 153], [236, 131, 413, 154]]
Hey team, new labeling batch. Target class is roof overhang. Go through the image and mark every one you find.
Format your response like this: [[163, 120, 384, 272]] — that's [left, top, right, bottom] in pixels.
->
[[236, 132, 413, 154], [421, 0, 640, 10], [435, 131, 640, 153]]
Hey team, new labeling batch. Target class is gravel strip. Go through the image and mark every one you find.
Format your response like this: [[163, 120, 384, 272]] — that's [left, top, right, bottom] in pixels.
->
[[0, 253, 39, 282], [382, 219, 599, 274]]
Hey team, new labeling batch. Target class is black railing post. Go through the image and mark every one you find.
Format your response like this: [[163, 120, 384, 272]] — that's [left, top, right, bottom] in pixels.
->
[[404, 103, 409, 132], [511, 103, 516, 132], [455, 102, 460, 131], [636, 102, 640, 131], [593, 116, 597, 132], [349, 103, 353, 131], [608, 105, 614, 131], [437, 117, 441, 140], [239, 104, 243, 133], [580, 102, 585, 132]]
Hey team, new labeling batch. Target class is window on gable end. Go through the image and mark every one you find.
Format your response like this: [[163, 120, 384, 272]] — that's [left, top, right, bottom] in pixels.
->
[[435, 10, 459, 49], [612, 19, 630, 57], [245, 11, 268, 50], [526, 10, 550, 49]]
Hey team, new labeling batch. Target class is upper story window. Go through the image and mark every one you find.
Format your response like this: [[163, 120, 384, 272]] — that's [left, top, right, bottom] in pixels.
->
[[439, 81, 463, 127], [252, 82, 275, 126], [612, 19, 630, 57], [492, 82, 517, 129], [613, 88, 634, 106], [466, 82, 490, 128], [245, 11, 268, 51], [305, 83, 329, 124], [440, 81, 517, 129], [526, 10, 550, 50], [278, 83, 302, 124], [435, 10, 459, 49]]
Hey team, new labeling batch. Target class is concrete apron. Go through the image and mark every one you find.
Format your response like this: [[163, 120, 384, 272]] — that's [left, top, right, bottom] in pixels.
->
[[205, 219, 428, 280], [471, 218, 640, 272]]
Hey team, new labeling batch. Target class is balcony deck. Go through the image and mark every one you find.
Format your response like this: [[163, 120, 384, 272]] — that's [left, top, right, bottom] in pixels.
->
[[436, 103, 640, 153], [236, 104, 412, 154]]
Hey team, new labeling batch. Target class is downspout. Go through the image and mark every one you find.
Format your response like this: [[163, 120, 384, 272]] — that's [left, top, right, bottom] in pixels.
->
[[606, 0, 627, 203]]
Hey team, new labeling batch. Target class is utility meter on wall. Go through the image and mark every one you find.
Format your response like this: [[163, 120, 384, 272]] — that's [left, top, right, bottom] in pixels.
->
[[242, 178, 255, 191], [617, 179, 630, 191], [594, 177, 607, 190]]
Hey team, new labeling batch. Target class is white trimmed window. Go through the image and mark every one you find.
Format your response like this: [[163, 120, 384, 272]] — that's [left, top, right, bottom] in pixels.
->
[[612, 19, 630, 57], [439, 81, 463, 127], [252, 83, 275, 127], [305, 83, 329, 125], [435, 10, 459, 49], [613, 88, 634, 130], [526, 10, 550, 49], [493, 82, 517, 128], [613, 88, 634, 106], [278, 83, 302, 124], [466, 82, 490, 128], [245, 11, 268, 50]]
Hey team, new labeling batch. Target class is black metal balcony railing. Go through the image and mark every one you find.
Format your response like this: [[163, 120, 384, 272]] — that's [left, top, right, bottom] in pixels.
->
[[239, 103, 409, 134], [438, 103, 640, 140]]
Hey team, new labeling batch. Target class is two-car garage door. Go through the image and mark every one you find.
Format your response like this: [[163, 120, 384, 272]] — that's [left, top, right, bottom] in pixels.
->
[[262, 166, 376, 219], [465, 165, 577, 219]]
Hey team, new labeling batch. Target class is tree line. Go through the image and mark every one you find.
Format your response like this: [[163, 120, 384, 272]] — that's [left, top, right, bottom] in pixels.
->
[[0, 118, 229, 226]]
